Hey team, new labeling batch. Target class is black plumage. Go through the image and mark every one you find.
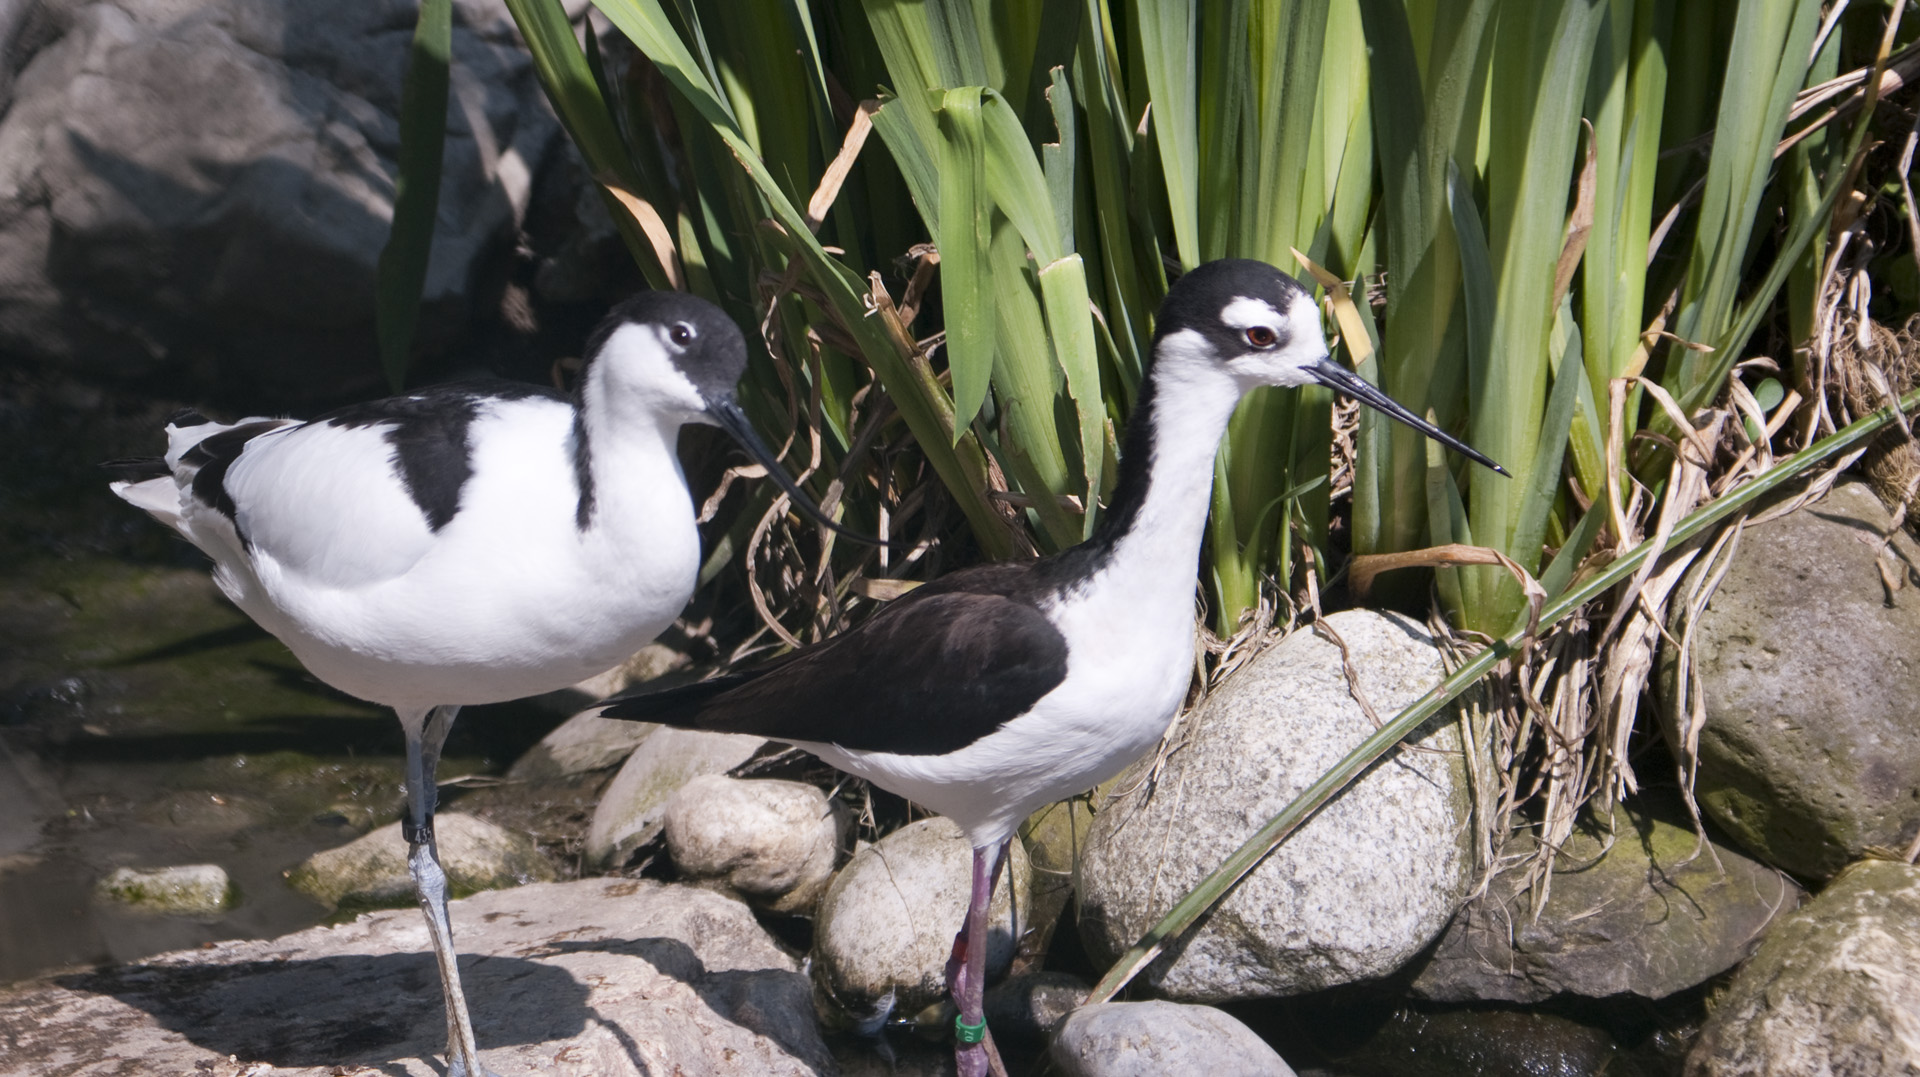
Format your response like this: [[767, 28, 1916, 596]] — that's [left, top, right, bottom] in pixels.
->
[[601, 563, 1071, 755]]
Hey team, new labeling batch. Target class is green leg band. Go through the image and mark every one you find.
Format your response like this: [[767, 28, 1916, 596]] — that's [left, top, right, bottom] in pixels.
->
[[955, 1014, 988, 1045]]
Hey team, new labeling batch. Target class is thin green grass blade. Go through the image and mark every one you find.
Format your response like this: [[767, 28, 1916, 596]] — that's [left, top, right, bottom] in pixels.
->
[[1465, 0, 1604, 633], [1509, 299, 1585, 577], [375, 0, 452, 393], [1135, 0, 1200, 266], [1669, 0, 1820, 385]]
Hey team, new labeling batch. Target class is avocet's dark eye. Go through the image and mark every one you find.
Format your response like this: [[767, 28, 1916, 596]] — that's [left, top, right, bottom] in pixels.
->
[[1245, 325, 1278, 348], [669, 323, 694, 347]]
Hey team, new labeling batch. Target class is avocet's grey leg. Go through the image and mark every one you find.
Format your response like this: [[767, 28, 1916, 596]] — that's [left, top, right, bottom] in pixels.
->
[[400, 704, 497, 1077], [946, 840, 1010, 1077]]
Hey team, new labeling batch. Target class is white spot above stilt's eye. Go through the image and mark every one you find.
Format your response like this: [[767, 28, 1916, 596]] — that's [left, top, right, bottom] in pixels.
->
[[1220, 296, 1284, 332]]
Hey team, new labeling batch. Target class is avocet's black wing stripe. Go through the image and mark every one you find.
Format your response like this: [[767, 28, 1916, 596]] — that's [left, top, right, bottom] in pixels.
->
[[599, 575, 1069, 756], [181, 420, 297, 531]]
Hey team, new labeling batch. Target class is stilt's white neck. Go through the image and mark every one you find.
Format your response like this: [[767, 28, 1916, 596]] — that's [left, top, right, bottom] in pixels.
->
[[1078, 335, 1247, 604]]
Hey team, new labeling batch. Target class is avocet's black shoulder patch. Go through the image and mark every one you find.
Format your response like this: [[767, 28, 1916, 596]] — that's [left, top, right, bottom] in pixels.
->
[[312, 379, 571, 533]]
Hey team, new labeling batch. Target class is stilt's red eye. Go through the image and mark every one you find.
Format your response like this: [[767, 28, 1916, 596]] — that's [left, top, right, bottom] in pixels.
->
[[1245, 326, 1278, 348]]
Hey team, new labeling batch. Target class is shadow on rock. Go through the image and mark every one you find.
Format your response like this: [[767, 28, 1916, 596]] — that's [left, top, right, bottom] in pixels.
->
[[57, 950, 587, 1068]]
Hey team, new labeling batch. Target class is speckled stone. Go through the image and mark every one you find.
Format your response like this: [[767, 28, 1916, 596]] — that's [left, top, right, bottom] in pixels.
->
[[1077, 609, 1473, 1001], [94, 864, 233, 915], [1687, 858, 1920, 1076], [812, 817, 1031, 1023], [663, 775, 842, 914], [583, 727, 766, 869], [288, 812, 555, 910], [1050, 1001, 1296, 1076]]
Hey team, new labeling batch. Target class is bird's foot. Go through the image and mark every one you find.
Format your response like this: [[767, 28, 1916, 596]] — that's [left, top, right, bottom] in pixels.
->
[[443, 1051, 506, 1077], [954, 1033, 1009, 1077]]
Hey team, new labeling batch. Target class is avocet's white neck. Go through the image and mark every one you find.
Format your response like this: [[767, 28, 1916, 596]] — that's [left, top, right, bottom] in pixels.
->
[[573, 359, 699, 563]]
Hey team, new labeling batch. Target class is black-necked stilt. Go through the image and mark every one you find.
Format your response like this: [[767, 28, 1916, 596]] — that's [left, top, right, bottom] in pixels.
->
[[107, 292, 848, 1077], [595, 258, 1508, 1075]]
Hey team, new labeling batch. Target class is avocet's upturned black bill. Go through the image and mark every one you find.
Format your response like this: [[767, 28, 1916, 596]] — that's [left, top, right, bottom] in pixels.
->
[[589, 257, 1503, 1077], [107, 290, 832, 1077]]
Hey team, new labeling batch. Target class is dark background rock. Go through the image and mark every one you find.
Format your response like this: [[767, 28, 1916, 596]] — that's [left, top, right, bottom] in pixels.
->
[[1662, 481, 1920, 880], [0, 0, 633, 410], [1410, 799, 1802, 1004]]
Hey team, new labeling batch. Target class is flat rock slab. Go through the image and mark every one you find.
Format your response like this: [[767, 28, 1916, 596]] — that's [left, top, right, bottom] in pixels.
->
[[0, 877, 833, 1076], [1411, 801, 1803, 1003]]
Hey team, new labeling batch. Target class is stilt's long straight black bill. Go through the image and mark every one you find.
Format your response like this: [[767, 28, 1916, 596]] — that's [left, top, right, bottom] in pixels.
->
[[706, 395, 892, 545], [1308, 359, 1510, 477]]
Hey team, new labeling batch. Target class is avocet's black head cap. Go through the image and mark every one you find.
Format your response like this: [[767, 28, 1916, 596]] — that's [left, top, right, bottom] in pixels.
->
[[584, 290, 748, 404], [584, 290, 894, 543], [1154, 259, 1508, 476]]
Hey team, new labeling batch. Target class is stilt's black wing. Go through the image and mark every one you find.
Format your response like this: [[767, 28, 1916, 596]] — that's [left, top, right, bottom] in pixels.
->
[[595, 566, 1069, 757]]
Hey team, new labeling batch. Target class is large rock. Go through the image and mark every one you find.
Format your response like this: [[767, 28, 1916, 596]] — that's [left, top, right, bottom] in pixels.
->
[[663, 775, 842, 914], [1410, 801, 1803, 1003], [584, 727, 767, 869], [0, 0, 559, 401], [1664, 481, 1920, 880], [812, 816, 1031, 1024], [287, 811, 556, 910], [1049, 1000, 1296, 1077], [1077, 610, 1473, 1001], [1686, 858, 1920, 1076], [0, 877, 834, 1076]]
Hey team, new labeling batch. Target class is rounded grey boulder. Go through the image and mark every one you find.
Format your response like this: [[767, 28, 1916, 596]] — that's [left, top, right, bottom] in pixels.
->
[[812, 816, 1030, 1022], [663, 775, 842, 914], [1663, 481, 1920, 879], [1077, 609, 1473, 1000], [1049, 1000, 1296, 1076]]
